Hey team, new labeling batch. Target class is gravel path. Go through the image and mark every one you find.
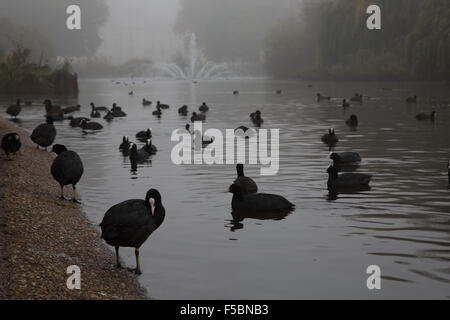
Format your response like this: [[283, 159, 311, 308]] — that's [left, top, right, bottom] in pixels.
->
[[0, 117, 148, 299]]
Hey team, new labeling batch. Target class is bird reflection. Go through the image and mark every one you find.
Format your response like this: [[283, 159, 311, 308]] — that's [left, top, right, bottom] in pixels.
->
[[225, 209, 292, 232], [327, 186, 371, 201]]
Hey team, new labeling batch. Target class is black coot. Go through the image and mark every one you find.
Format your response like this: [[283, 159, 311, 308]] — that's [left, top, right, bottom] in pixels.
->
[[119, 136, 131, 150], [152, 105, 162, 117], [157, 101, 170, 109], [199, 102, 209, 112], [136, 129, 152, 142], [1, 133, 21, 160], [346, 114, 358, 127], [406, 96, 417, 103], [416, 111, 436, 121], [90, 104, 101, 118], [69, 116, 90, 127], [350, 93, 363, 102], [104, 111, 114, 122], [321, 128, 339, 145], [191, 112, 206, 122], [30, 116, 56, 150], [44, 100, 64, 121], [233, 164, 258, 195], [6, 99, 21, 118], [250, 110, 264, 127], [330, 152, 362, 166], [233, 90, 239, 95], [342, 99, 350, 108], [51, 144, 84, 202], [178, 105, 188, 116], [100, 189, 165, 274], [317, 93, 331, 101], [91, 102, 109, 112], [228, 184, 294, 213], [327, 165, 371, 190], [111, 103, 127, 117], [80, 119, 103, 130], [142, 99, 152, 106], [142, 139, 157, 154], [129, 144, 150, 164]]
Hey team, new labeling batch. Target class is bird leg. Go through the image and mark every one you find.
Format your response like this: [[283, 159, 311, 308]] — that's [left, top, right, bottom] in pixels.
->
[[128, 248, 142, 275], [115, 246, 122, 268], [72, 185, 81, 203], [60, 186, 66, 200]]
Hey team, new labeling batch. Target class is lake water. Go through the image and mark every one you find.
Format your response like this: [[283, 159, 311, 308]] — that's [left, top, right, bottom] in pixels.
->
[[1, 78, 450, 299]]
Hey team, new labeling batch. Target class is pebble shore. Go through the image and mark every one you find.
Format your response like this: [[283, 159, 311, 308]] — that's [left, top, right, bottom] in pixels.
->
[[0, 117, 148, 299]]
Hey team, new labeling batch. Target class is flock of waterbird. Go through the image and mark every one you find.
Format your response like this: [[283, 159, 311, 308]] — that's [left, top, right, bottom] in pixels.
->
[[1, 86, 449, 274]]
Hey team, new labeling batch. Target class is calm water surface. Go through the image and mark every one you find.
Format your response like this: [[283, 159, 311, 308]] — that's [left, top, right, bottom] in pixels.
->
[[2, 79, 450, 299]]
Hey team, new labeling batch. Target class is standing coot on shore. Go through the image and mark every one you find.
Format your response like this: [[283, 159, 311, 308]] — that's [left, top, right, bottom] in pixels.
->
[[6, 99, 21, 118], [51, 144, 84, 202], [1, 133, 21, 160], [228, 184, 294, 213], [233, 164, 258, 195], [100, 188, 165, 274], [30, 116, 56, 150]]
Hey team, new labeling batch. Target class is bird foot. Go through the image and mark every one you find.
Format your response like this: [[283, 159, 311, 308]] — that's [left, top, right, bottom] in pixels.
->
[[127, 267, 142, 275]]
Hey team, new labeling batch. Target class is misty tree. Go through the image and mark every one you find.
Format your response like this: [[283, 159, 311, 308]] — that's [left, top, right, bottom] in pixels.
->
[[0, 0, 109, 58]]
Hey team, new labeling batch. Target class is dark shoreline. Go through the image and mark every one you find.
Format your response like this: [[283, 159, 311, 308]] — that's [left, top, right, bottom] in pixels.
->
[[0, 117, 148, 300]]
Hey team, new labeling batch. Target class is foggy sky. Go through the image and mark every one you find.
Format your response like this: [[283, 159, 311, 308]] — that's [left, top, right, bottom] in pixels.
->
[[97, 0, 181, 64]]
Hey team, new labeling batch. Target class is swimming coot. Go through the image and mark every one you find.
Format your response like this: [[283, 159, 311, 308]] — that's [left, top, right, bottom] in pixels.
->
[[199, 102, 209, 112], [233, 164, 258, 195], [6, 99, 21, 118], [136, 129, 152, 142], [142, 139, 157, 154], [30, 116, 56, 150], [1, 133, 21, 160], [80, 119, 103, 130], [276, 90, 283, 95], [406, 96, 417, 103], [191, 112, 206, 122], [103, 111, 114, 122], [342, 99, 350, 108], [90, 104, 101, 118], [90, 103, 109, 112], [416, 111, 436, 121], [100, 189, 165, 274], [129, 144, 150, 164], [250, 110, 264, 127], [69, 116, 90, 128], [156, 101, 170, 109], [142, 99, 152, 106], [44, 100, 64, 121], [228, 184, 294, 213], [317, 93, 331, 101], [111, 103, 127, 117], [51, 144, 84, 202], [327, 165, 371, 190], [346, 115, 358, 127], [152, 105, 162, 117], [119, 136, 131, 151], [178, 105, 188, 116], [233, 90, 239, 95], [321, 128, 339, 145], [350, 94, 363, 102]]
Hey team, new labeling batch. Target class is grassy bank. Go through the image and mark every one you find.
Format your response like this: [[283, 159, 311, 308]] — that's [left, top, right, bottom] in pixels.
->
[[0, 117, 147, 299], [0, 47, 78, 95]]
